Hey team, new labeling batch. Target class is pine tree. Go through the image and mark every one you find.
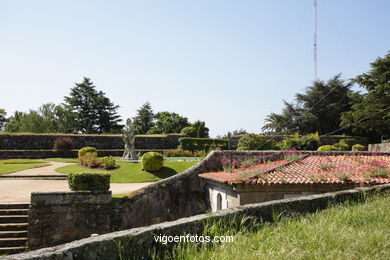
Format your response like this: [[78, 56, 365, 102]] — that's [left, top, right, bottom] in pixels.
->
[[132, 102, 155, 134], [64, 77, 121, 133]]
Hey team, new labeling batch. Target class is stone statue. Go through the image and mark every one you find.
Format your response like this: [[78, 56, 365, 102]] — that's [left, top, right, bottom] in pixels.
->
[[122, 118, 139, 160]]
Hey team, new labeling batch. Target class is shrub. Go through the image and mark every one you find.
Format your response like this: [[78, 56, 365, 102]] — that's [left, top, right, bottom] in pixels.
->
[[163, 149, 194, 157], [101, 156, 116, 170], [352, 144, 366, 151], [179, 138, 228, 152], [339, 139, 357, 150], [277, 133, 320, 150], [180, 126, 197, 137], [79, 153, 102, 168], [53, 137, 75, 154], [334, 140, 350, 151], [237, 134, 277, 150], [78, 146, 97, 159], [299, 133, 320, 150], [317, 145, 339, 151], [194, 150, 207, 157], [141, 152, 164, 172], [277, 134, 300, 150], [67, 172, 110, 191]]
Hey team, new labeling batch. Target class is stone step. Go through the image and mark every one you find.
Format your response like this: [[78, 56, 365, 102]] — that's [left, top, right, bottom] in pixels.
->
[[0, 209, 29, 216], [0, 216, 28, 224], [0, 246, 27, 255], [0, 203, 29, 210], [0, 231, 27, 239], [0, 237, 27, 247], [0, 223, 28, 232]]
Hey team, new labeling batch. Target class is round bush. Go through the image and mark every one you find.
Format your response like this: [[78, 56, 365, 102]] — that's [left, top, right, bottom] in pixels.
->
[[352, 144, 366, 151], [67, 172, 110, 191], [78, 146, 97, 159], [141, 152, 164, 172], [317, 145, 339, 151], [101, 156, 116, 170]]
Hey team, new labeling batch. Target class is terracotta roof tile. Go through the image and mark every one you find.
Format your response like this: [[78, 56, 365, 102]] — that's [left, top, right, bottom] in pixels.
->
[[198, 155, 390, 186]]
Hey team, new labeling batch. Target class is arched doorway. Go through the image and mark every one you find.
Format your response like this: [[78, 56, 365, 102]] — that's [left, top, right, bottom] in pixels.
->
[[216, 193, 222, 211]]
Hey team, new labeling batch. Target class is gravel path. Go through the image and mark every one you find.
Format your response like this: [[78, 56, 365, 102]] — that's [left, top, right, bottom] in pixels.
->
[[5, 161, 71, 176], [0, 180, 152, 203], [0, 161, 153, 203]]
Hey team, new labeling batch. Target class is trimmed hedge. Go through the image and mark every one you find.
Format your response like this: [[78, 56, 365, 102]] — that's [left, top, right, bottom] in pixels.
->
[[141, 152, 164, 172], [179, 138, 228, 152], [67, 172, 110, 191]]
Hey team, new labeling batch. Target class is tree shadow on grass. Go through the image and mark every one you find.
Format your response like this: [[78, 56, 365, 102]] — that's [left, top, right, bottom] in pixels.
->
[[149, 166, 178, 179]]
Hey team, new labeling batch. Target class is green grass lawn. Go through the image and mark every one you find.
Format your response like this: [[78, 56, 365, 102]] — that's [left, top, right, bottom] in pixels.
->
[[0, 159, 51, 175], [159, 192, 390, 260], [56, 160, 198, 183]]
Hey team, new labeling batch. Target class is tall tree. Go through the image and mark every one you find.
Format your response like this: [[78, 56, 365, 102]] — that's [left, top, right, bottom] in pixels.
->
[[192, 120, 209, 138], [0, 109, 7, 131], [4, 103, 76, 133], [295, 74, 353, 134], [132, 102, 155, 134], [341, 52, 390, 141], [147, 112, 190, 134], [63, 77, 121, 133], [262, 75, 353, 135]]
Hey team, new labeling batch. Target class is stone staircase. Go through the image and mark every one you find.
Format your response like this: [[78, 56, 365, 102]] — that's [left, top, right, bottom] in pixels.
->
[[0, 203, 29, 255]]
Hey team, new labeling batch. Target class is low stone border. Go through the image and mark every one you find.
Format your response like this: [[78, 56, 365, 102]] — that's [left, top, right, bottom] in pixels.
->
[[4, 183, 389, 260]]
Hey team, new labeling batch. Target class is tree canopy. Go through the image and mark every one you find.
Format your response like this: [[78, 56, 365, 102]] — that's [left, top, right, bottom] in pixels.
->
[[262, 75, 353, 135], [0, 109, 7, 131], [340, 52, 390, 141], [64, 77, 121, 133], [147, 111, 190, 134], [132, 102, 154, 134], [5, 103, 75, 133]]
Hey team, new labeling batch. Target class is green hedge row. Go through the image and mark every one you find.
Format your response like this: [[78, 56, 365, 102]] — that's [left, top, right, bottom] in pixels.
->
[[67, 172, 110, 191], [179, 138, 228, 152]]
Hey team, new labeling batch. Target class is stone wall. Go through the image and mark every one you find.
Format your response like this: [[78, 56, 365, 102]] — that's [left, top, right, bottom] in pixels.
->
[[0, 133, 184, 159], [0, 149, 167, 159], [111, 151, 282, 230], [28, 191, 112, 250], [228, 135, 369, 149], [6, 184, 390, 260], [369, 143, 390, 152], [24, 151, 390, 251], [0, 134, 184, 150]]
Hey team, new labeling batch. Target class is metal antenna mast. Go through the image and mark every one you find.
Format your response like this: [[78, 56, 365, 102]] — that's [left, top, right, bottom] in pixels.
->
[[313, 0, 318, 80]]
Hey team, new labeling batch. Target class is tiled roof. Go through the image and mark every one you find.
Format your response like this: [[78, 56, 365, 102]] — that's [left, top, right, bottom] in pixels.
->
[[199, 155, 390, 185]]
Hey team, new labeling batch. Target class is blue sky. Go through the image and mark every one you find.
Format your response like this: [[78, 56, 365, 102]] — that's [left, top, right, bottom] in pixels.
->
[[0, 0, 389, 137]]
